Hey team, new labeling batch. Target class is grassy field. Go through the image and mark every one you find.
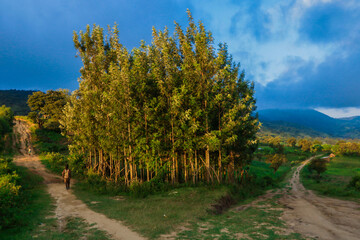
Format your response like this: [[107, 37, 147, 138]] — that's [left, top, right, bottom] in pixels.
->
[[0, 159, 110, 240], [176, 193, 304, 240], [37, 136, 308, 239], [74, 184, 228, 239], [301, 155, 360, 201], [72, 158, 297, 239]]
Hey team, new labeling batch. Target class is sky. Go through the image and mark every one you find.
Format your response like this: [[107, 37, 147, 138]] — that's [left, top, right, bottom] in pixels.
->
[[0, 0, 359, 117]]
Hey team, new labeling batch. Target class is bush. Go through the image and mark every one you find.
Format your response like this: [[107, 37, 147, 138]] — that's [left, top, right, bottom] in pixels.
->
[[33, 128, 67, 153], [308, 157, 327, 178], [85, 169, 107, 193], [68, 153, 86, 177], [348, 175, 360, 191], [43, 152, 68, 174], [0, 157, 22, 229]]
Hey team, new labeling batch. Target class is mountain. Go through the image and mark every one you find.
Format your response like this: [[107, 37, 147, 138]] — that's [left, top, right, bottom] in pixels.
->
[[258, 109, 360, 139], [0, 90, 37, 115]]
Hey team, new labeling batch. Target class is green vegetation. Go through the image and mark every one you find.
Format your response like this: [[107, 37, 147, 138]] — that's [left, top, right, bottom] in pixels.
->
[[27, 90, 69, 130], [0, 90, 35, 116], [0, 156, 21, 229], [74, 185, 227, 239], [177, 196, 304, 240], [69, 151, 297, 238], [0, 157, 110, 239], [0, 156, 51, 233], [33, 128, 68, 154], [301, 155, 360, 200], [0, 105, 14, 153], [62, 11, 259, 187], [258, 108, 360, 139], [308, 157, 328, 178]]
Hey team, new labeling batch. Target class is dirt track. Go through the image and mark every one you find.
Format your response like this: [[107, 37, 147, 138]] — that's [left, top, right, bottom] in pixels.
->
[[280, 157, 360, 240], [13, 120, 144, 240]]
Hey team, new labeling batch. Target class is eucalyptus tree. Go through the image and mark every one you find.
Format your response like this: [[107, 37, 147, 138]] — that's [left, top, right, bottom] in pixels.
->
[[63, 10, 259, 185]]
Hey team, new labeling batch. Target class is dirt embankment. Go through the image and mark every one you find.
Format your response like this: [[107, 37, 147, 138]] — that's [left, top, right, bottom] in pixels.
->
[[280, 158, 360, 240], [12, 120, 145, 240]]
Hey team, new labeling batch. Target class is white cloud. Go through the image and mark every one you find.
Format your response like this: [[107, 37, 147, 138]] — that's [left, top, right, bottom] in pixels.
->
[[190, 0, 338, 85], [316, 107, 360, 118], [301, 0, 333, 8]]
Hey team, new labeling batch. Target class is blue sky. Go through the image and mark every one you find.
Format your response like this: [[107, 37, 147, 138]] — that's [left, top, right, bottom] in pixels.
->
[[1, 0, 359, 117]]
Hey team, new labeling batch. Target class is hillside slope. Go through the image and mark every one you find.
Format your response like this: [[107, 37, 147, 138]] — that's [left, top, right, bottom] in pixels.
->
[[0, 90, 36, 115], [258, 109, 360, 139]]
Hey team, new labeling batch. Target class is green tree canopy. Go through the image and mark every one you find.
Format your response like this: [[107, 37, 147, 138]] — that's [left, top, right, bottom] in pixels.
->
[[28, 90, 69, 130], [62, 11, 259, 185]]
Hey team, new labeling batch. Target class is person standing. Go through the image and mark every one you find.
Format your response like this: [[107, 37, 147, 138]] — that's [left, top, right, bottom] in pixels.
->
[[62, 164, 71, 190]]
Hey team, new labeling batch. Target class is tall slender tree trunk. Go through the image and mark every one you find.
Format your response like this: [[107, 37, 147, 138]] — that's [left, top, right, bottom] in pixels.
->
[[228, 151, 235, 183], [171, 120, 175, 184], [195, 150, 198, 183], [218, 148, 222, 183], [205, 146, 210, 183], [184, 152, 187, 183], [190, 151, 195, 184]]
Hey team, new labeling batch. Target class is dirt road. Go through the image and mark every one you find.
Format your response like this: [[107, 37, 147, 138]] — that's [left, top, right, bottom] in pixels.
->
[[280, 157, 360, 240], [13, 120, 144, 240]]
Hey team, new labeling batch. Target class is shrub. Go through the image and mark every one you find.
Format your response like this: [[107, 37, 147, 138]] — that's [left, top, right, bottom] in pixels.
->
[[43, 152, 68, 174], [84, 168, 107, 193], [348, 175, 360, 191], [308, 157, 327, 180], [266, 154, 287, 173], [0, 158, 22, 229], [68, 153, 86, 177]]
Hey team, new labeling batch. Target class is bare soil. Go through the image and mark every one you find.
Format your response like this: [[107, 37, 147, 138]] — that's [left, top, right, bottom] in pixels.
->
[[280, 157, 360, 240], [12, 120, 145, 240]]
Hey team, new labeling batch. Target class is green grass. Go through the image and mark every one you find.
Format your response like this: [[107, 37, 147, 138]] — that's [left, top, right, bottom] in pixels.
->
[[176, 194, 304, 239], [71, 159, 297, 239], [249, 160, 291, 181], [39, 144, 307, 239], [0, 161, 110, 239], [74, 184, 228, 239], [301, 155, 360, 201]]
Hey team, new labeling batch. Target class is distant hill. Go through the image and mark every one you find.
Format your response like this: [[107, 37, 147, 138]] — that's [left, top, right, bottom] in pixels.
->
[[258, 109, 360, 139], [0, 90, 37, 115]]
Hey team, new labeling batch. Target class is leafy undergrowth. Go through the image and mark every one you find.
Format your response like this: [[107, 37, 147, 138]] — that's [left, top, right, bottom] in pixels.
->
[[33, 128, 68, 154], [0, 157, 47, 231], [301, 155, 360, 201], [176, 193, 304, 240]]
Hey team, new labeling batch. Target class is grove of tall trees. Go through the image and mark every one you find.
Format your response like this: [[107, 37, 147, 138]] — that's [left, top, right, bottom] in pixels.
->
[[61, 11, 259, 185]]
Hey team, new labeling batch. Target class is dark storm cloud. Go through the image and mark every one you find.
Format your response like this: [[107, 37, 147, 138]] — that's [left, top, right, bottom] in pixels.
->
[[253, 1, 360, 109], [229, 1, 272, 42], [299, 2, 360, 44], [0, 0, 189, 91], [256, 46, 360, 109]]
